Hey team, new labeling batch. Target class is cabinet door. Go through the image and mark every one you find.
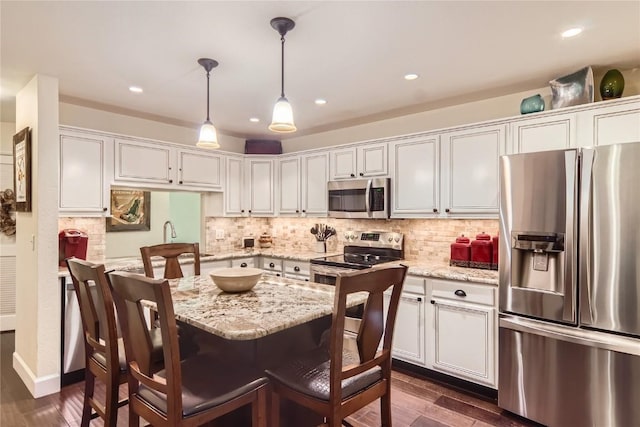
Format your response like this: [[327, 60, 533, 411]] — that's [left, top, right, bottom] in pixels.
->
[[430, 299, 495, 387], [578, 100, 640, 147], [59, 131, 110, 215], [384, 292, 425, 365], [200, 260, 231, 275], [225, 156, 244, 216], [232, 257, 257, 268], [441, 124, 506, 215], [330, 147, 357, 180], [178, 149, 223, 189], [278, 156, 301, 215], [245, 158, 275, 216], [114, 138, 174, 184], [510, 113, 576, 154], [302, 152, 329, 215], [389, 136, 439, 217], [357, 142, 387, 177]]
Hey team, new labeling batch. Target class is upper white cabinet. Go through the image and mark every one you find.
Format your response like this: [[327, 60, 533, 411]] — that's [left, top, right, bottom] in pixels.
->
[[389, 135, 440, 217], [224, 155, 245, 216], [440, 124, 506, 216], [330, 142, 387, 180], [59, 128, 112, 216], [509, 113, 577, 154], [301, 152, 329, 215], [577, 99, 640, 147], [115, 138, 173, 185], [177, 149, 223, 189], [245, 157, 275, 216], [277, 155, 301, 215]]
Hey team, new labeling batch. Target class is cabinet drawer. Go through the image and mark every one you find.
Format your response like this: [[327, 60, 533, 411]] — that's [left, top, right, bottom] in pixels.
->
[[430, 279, 495, 306], [283, 260, 310, 276], [403, 275, 426, 295], [200, 260, 231, 275], [231, 257, 256, 268], [261, 257, 283, 273]]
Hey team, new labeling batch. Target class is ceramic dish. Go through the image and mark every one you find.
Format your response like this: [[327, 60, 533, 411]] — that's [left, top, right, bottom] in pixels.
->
[[209, 267, 263, 292]]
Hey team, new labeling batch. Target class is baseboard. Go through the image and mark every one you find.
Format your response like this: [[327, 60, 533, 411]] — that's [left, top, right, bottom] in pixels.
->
[[13, 351, 60, 398], [0, 314, 15, 331]]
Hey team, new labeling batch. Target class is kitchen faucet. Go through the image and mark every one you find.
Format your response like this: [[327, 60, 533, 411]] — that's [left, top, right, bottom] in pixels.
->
[[163, 220, 177, 243]]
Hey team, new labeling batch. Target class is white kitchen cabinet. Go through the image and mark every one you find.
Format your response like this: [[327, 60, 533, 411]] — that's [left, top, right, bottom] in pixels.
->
[[440, 124, 506, 216], [427, 279, 497, 388], [224, 155, 245, 216], [509, 113, 576, 154], [245, 157, 275, 216], [277, 155, 301, 215], [261, 257, 283, 277], [577, 98, 640, 147], [301, 152, 329, 216], [59, 128, 112, 216], [114, 137, 174, 185], [389, 135, 440, 217], [384, 275, 426, 366], [283, 260, 310, 280], [231, 257, 257, 268], [177, 148, 223, 189], [330, 142, 387, 180], [200, 259, 231, 275]]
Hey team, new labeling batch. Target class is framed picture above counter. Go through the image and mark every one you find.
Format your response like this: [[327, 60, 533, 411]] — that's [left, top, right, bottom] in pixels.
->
[[106, 188, 150, 232]]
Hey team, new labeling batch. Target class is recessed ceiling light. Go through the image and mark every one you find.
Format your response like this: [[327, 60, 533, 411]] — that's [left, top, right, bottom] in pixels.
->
[[404, 73, 419, 81], [561, 27, 583, 38], [128, 86, 143, 93], [314, 98, 327, 105], [249, 117, 260, 123]]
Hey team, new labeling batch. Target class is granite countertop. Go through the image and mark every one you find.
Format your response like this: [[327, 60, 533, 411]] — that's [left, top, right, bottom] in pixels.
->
[[59, 249, 498, 286], [159, 275, 367, 340]]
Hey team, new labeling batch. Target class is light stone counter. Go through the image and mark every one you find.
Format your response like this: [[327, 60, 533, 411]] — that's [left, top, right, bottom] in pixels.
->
[[402, 260, 498, 286], [161, 275, 367, 340]]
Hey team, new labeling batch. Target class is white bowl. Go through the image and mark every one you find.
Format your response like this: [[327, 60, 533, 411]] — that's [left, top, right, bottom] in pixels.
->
[[209, 267, 263, 293]]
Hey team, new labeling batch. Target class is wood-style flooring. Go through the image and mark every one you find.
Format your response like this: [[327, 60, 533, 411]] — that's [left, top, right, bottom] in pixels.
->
[[1, 332, 541, 426]]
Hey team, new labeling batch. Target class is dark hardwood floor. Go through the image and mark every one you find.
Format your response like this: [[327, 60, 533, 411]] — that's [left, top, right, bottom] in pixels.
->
[[1, 331, 540, 426]]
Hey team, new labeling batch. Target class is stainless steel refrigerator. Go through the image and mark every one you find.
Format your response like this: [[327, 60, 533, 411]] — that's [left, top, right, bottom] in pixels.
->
[[498, 142, 640, 427]]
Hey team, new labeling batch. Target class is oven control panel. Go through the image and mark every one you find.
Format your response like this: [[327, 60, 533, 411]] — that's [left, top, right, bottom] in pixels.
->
[[344, 230, 403, 250]]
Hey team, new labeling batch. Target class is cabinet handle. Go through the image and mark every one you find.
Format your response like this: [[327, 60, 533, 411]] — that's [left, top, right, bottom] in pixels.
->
[[269, 262, 275, 268], [296, 209, 299, 213], [350, 173, 355, 178], [359, 172, 364, 177], [417, 297, 422, 302], [432, 208, 438, 213], [277, 273, 281, 277], [169, 179, 173, 183], [102, 207, 108, 212], [248, 210, 252, 213], [430, 300, 436, 304], [241, 210, 245, 213], [294, 266, 300, 272], [240, 262, 247, 268], [302, 209, 306, 213], [445, 208, 450, 213], [179, 181, 183, 184], [454, 289, 467, 297]]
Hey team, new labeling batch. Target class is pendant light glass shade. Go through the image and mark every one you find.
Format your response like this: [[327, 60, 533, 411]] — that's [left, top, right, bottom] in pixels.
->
[[269, 96, 296, 133], [197, 120, 219, 149], [196, 58, 219, 149]]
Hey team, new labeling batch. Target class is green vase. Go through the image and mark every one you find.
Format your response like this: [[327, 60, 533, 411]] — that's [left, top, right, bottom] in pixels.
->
[[599, 69, 625, 100], [520, 94, 545, 114]]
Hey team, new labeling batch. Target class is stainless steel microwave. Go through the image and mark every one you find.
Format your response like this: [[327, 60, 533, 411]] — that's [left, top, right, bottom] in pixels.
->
[[328, 178, 390, 219]]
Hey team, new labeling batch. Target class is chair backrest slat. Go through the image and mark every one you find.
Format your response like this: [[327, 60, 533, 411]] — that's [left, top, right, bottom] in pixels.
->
[[140, 242, 201, 279]]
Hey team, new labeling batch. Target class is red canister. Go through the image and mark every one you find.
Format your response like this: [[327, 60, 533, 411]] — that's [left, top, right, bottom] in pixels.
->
[[450, 235, 471, 268], [491, 235, 499, 270], [470, 232, 493, 269]]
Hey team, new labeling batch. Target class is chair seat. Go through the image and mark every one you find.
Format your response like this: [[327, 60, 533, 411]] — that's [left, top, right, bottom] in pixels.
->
[[137, 353, 268, 417], [92, 328, 167, 372], [265, 348, 382, 402]]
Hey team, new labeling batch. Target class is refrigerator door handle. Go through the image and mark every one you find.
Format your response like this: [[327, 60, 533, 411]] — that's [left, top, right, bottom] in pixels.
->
[[499, 315, 640, 356], [562, 150, 578, 323], [579, 148, 595, 325]]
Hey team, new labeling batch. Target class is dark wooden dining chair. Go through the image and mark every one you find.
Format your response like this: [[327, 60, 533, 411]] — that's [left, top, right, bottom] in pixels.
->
[[107, 270, 269, 427], [140, 242, 201, 279], [265, 264, 408, 427], [65, 258, 128, 427]]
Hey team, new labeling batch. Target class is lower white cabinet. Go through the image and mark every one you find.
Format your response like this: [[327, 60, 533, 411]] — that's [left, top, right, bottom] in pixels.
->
[[427, 279, 497, 388], [231, 257, 257, 268], [261, 257, 283, 277], [200, 259, 231, 275], [283, 260, 310, 280], [384, 275, 426, 366]]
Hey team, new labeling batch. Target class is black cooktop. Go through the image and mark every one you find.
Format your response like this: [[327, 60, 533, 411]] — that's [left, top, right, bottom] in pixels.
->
[[311, 247, 403, 269]]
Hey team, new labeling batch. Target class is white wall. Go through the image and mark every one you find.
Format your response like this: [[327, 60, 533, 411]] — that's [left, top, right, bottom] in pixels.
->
[[14, 74, 61, 397], [59, 102, 246, 153], [1, 122, 16, 154]]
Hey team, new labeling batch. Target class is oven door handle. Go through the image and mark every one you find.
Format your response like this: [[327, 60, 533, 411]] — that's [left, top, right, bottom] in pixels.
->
[[365, 179, 372, 217]]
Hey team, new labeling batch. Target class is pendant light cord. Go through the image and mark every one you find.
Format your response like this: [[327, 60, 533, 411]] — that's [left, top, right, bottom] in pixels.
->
[[206, 69, 211, 121], [280, 35, 285, 98]]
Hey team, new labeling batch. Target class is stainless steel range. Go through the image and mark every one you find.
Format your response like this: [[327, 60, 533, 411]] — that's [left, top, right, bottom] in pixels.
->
[[310, 231, 403, 285]]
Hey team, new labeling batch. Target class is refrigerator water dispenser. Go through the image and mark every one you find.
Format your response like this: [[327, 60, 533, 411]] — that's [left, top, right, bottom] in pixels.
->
[[511, 232, 565, 293]]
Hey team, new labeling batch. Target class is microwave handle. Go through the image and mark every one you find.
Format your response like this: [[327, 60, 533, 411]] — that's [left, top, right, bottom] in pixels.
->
[[365, 179, 372, 216]]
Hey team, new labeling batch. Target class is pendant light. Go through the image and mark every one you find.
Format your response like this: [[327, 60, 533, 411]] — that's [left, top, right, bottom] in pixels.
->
[[269, 17, 297, 133], [197, 58, 220, 149]]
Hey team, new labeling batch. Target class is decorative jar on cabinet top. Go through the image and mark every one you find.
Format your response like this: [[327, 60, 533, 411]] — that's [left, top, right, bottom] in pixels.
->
[[470, 232, 493, 269], [599, 69, 625, 100], [520, 94, 545, 114], [450, 235, 471, 268]]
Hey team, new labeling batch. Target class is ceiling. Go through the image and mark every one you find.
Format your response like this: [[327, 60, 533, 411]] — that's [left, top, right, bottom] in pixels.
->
[[1, 1, 639, 140]]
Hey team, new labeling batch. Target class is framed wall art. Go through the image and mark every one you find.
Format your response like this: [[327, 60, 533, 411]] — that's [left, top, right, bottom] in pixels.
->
[[13, 127, 31, 212], [106, 188, 151, 232]]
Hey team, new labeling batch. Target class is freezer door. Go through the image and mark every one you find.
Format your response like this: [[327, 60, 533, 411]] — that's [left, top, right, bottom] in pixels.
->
[[499, 149, 578, 324], [579, 142, 640, 337]]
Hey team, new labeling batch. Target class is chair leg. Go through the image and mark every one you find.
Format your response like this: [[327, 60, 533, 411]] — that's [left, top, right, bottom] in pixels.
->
[[105, 377, 119, 427], [81, 370, 95, 427], [252, 386, 268, 427], [129, 404, 140, 427], [269, 389, 280, 427], [380, 393, 392, 427]]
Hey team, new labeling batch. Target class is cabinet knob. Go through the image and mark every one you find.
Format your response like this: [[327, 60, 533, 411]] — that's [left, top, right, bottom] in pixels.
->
[[296, 210, 300, 213], [454, 289, 467, 297], [294, 266, 300, 272], [179, 181, 183, 184], [430, 300, 436, 304], [169, 179, 173, 183], [350, 173, 355, 178], [359, 172, 364, 177], [248, 210, 252, 213], [241, 210, 245, 213], [432, 208, 438, 213], [417, 297, 422, 302], [240, 262, 247, 268], [445, 208, 450, 213], [102, 207, 108, 212], [277, 273, 281, 277], [302, 209, 306, 213], [269, 262, 275, 268]]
